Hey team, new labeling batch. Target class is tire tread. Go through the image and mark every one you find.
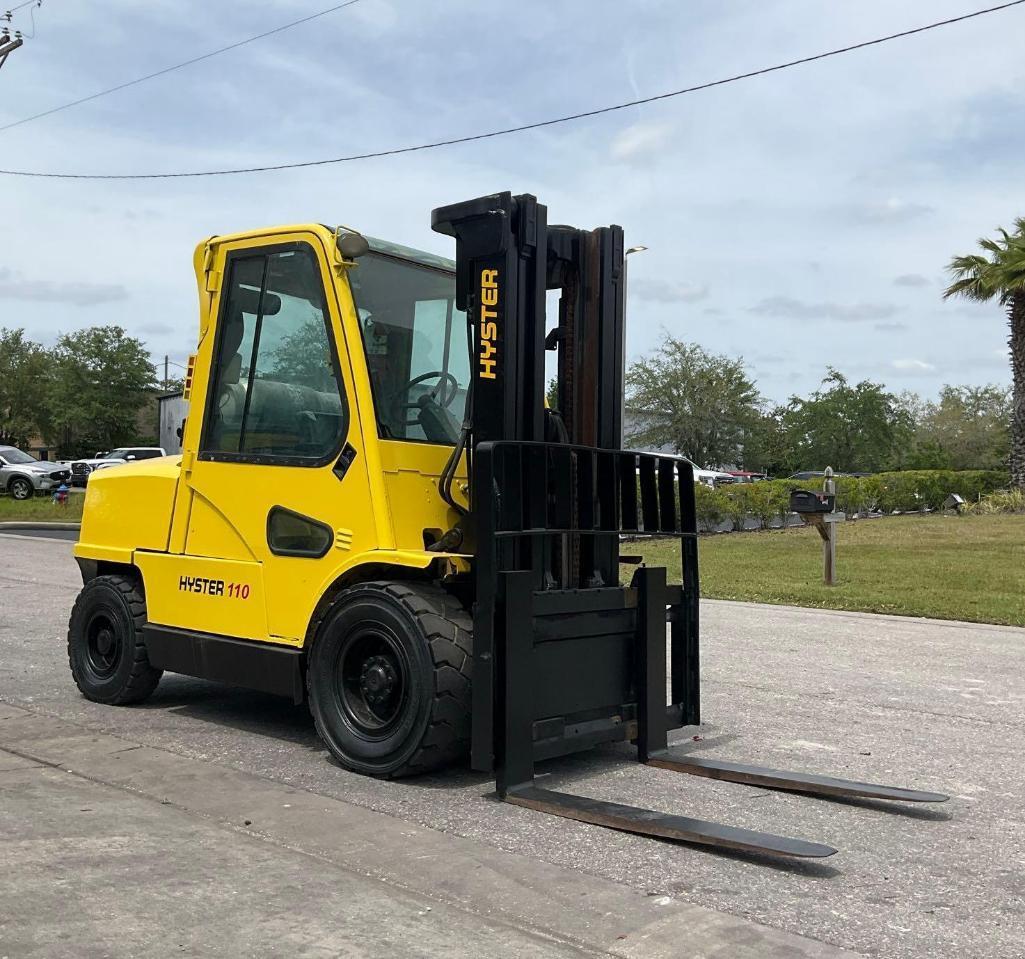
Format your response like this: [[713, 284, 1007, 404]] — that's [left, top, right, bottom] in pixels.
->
[[308, 580, 472, 778], [67, 574, 162, 705]]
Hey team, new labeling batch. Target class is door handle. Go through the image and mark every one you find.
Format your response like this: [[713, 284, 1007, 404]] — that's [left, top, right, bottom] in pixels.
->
[[332, 443, 357, 482]]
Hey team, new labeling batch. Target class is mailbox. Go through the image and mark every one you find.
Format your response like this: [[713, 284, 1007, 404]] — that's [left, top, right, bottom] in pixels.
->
[[790, 489, 835, 514]]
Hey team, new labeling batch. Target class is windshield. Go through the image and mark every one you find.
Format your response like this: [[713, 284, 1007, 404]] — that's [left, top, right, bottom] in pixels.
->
[[349, 252, 469, 445], [1, 448, 36, 465], [108, 449, 130, 459]]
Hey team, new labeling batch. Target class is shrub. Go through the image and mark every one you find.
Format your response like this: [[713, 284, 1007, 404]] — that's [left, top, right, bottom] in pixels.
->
[[723, 484, 753, 531], [745, 483, 781, 529], [694, 483, 730, 531], [866, 470, 1008, 513], [962, 487, 1025, 515], [672, 469, 1009, 533]]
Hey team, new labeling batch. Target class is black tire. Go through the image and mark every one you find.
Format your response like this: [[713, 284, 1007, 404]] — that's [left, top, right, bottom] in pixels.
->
[[307, 581, 472, 778], [8, 476, 33, 500], [67, 574, 162, 705]]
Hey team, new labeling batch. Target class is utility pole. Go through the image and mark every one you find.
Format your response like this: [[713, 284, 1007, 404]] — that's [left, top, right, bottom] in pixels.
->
[[164, 355, 169, 392], [0, 28, 24, 72]]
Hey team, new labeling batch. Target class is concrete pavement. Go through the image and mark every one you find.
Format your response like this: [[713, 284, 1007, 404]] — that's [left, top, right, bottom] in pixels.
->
[[0, 707, 848, 959], [2, 534, 1024, 957]]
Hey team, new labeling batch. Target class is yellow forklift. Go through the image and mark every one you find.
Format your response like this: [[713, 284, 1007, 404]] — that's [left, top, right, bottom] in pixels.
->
[[68, 192, 947, 857]]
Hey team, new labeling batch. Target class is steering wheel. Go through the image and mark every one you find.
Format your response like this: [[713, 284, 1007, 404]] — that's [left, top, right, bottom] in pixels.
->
[[399, 370, 460, 426]]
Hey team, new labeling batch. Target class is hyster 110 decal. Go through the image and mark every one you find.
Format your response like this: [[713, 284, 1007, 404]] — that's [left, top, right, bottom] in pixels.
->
[[178, 576, 250, 599]]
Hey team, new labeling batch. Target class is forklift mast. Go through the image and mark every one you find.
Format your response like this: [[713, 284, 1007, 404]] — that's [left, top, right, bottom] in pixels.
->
[[433, 192, 631, 586], [433, 193, 700, 786]]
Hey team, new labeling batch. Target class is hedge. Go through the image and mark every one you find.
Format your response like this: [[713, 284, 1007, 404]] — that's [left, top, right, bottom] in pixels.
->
[[962, 487, 1025, 515], [693, 470, 1009, 531]]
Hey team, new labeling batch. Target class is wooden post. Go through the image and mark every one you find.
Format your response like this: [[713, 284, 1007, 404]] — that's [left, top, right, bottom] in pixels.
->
[[822, 467, 841, 586]]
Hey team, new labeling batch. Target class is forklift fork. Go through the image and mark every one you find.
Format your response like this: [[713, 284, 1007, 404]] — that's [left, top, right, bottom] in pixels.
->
[[497, 566, 839, 859], [646, 755, 949, 805]]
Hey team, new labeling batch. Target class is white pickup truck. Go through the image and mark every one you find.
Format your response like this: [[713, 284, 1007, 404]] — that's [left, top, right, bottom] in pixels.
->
[[70, 446, 167, 487]]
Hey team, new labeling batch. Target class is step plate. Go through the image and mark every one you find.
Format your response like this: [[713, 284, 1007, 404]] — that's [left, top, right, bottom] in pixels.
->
[[650, 754, 949, 803], [504, 786, 837, 858]]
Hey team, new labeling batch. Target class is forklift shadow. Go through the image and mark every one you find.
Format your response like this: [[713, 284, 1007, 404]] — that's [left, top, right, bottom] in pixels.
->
[[142, 675, 321, 751], [490, 747, 841, 876]]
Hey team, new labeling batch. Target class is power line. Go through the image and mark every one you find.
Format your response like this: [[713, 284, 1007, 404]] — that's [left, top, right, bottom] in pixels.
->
[[1, 0, 1022, 180], [8, 0, 46, 41], [0, 0, 364, 134]]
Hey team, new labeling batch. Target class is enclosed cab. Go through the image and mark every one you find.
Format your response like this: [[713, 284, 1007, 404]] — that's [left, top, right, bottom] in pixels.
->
[[71, 223, 475, 775]]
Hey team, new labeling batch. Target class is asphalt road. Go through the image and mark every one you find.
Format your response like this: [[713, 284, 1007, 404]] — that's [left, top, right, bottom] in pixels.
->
[[2, 535, 1023, 958]]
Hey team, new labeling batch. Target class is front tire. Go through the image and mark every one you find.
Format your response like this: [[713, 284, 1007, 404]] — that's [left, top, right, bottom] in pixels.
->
[[9, 477, 33, 500], [307, 581, 472, 778], [68, 575, 162, 705]]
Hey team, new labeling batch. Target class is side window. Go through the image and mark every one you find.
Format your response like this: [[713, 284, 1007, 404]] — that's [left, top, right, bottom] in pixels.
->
[[266, 506, 332, 558], [202, 245, 348, 463]]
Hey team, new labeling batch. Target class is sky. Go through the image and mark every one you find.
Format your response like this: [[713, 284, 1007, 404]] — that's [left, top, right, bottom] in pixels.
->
[[1, 0, 1022, 403]]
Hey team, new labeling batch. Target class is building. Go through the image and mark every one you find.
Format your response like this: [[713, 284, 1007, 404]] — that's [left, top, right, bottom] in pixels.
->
[[158, 392, 189, 455]]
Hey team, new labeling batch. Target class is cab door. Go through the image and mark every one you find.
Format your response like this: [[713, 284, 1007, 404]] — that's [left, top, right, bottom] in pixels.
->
[[153, 231, 379, 645]]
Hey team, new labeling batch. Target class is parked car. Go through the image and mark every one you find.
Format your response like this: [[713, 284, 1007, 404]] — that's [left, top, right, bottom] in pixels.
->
[[676, 457, 736, 488], [788, 470, 826, 481], [0, 446, 72, 500], [728, 471, 768, 483], [70, 447, 167, 487]]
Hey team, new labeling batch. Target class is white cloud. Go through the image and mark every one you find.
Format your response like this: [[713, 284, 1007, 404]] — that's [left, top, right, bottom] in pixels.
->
[[609, 123, 672, 164], [631, 278, 708, 304], [891, 359, 935, 372], [750, 296, 899, 322], [847, 197, 934, 224], [0, 268, 128, 307], [893, 274, 931, 288]]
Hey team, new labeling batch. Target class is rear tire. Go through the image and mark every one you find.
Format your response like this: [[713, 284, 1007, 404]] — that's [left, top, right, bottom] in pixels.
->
[[68, 574, 162, 705], [9, 477, 33, 500], [307, 581, 472, 778]]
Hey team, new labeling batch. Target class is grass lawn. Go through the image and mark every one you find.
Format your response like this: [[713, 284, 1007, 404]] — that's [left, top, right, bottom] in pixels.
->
[[630, 514, 1025, 627], [0, 493, 84, 523]]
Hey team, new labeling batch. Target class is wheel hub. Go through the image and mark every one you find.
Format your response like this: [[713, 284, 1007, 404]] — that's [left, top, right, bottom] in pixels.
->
[[360, 655, 398, 707], [85, 614, 121, 678], [96, 628, 115, 657]]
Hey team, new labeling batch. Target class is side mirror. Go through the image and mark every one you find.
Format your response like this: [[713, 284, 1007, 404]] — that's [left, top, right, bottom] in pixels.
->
[[126, 455, 137, 461]]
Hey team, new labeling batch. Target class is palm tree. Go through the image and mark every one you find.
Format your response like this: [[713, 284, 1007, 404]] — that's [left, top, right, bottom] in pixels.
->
[[944, 220, 1025, 489]]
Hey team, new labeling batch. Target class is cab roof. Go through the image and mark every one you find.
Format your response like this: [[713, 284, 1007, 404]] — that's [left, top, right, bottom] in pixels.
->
[[197, 225, 456, 275], [365, 236, 455, 273]]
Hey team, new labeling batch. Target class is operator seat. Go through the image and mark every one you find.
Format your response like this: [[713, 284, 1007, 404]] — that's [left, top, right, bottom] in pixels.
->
[[209, 306, 247, 450]]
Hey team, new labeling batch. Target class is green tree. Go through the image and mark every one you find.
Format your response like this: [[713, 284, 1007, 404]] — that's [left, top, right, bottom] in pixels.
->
[[740, 406, 792, 475], [780, 369, 913, 473], [47, 326, 156, 457], [268, 316, 336, 390], [545, 377, 559, 410], [944, 220, 1025, 488], [625, 335, 761, 468], [0, 328, 52, 448], [912, 384, 1010, 470]]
